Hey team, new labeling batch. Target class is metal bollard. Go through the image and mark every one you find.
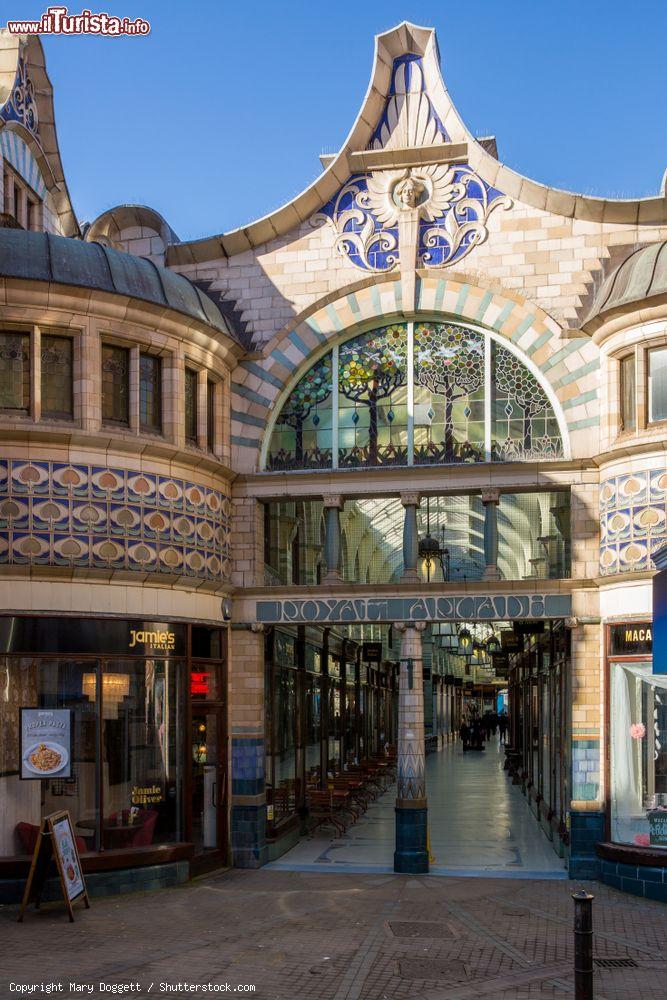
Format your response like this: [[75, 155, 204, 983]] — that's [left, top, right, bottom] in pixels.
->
[[572, 890, 594, 1000]]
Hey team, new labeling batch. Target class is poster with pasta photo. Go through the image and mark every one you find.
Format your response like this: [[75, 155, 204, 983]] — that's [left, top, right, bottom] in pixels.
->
[[20, 708, 72, 780]]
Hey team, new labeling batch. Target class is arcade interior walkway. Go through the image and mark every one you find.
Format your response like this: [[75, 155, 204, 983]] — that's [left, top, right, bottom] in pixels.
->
[[269, 737, 567, 878]]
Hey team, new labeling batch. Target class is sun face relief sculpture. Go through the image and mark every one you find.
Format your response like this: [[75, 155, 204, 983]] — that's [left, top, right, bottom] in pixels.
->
[[317, 163, 511, 273]]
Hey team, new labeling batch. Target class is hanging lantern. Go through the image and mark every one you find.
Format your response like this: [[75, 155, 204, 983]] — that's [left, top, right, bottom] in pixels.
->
[[457, 627, 472, 651]]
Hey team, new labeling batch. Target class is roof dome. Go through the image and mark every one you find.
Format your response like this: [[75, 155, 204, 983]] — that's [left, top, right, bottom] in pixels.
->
[[0, 227, 238, 340], [584, 241, 667, 328]]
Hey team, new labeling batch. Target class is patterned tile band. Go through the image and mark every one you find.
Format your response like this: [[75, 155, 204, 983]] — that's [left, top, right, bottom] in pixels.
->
[[600, 469, 667, 575], [0, 460, 230, 582]]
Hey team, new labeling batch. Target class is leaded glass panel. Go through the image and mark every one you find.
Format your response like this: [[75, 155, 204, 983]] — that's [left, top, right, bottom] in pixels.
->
[[338, 324, 408, 467], [264, 321, 564, 470], [139, 353, 161, 432], [185, 367, 198, 444], [267, 354, 333, 470], [413, 323, 485, 464], [0, 331, 30, 413], [41, 335, 73, 419], [491, 342, 563, 461], [101, 344, 129, 425]]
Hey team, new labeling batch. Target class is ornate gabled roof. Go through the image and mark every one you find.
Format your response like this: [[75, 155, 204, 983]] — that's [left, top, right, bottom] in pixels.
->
[[0, 32, 79, 236], [0, 227, 242, 342], [167, 20, 667, 267]]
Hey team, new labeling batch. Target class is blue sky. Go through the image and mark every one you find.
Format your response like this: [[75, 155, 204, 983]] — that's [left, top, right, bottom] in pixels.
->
[[9, 0, 667, 241]]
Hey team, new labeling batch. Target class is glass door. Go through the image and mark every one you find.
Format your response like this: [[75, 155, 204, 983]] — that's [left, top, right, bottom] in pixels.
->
[[190, 707, 226, 870]]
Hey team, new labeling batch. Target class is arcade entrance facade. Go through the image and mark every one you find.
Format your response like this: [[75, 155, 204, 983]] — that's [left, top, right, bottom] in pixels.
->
[[229, 314, 597, 877]]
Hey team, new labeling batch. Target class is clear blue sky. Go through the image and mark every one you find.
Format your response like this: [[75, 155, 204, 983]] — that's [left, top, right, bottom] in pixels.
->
[[10, 0, 667, 241]]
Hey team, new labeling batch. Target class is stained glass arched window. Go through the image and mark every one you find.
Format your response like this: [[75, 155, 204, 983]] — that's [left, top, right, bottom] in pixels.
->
[[264, 321, 565, 470], [266, 354, 333, 470]]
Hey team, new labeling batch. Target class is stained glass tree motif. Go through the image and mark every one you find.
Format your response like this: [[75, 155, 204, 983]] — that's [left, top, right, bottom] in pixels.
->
[[267, 354, 333, 470], [413, 323, 485, 463], [492, 343, 562, 459], [338, 325, 408, 467]]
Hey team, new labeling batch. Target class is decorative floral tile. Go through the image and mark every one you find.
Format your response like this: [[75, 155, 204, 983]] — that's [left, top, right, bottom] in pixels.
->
[[600, 469, 667, 575], [0, 459, 230, 583]]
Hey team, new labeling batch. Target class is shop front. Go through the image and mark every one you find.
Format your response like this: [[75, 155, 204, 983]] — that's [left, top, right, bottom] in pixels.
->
[[263, 625, 398, 859], [599, 621, 667, 897], [0, 615, 228, 899]]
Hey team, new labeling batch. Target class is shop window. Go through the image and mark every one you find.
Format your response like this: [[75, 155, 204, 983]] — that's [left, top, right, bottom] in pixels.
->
[[191, 627, 223, 660], [185, 367, 198, 444], [0, 331, 30, 413], [648, 347, 667, 423], [611, 661, 667, 848], [0, 653, 186, 857], [101, 344, 129, 425], [99, 659, 184, 847], [41, 334, 73, 420], [619, 353, 636, 431], [139, 353, 162, 432], [206, 379, 216, 452]]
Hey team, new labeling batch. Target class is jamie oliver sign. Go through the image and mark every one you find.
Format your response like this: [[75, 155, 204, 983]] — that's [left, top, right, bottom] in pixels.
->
[[255, 593, 572, 625]]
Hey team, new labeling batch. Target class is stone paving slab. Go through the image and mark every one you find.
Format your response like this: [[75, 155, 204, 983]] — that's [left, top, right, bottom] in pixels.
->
[[1, 870, 666, 999]]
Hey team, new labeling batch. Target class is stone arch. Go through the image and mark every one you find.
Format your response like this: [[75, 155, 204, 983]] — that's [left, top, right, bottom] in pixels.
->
[[231, 277, 600, 472]]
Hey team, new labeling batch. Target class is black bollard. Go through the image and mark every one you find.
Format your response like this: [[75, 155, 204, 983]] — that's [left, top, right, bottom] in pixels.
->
[[572, 890, 594, 999]]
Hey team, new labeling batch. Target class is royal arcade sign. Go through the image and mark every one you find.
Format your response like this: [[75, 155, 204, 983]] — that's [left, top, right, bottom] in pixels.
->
[[255, 593, 572, 625]]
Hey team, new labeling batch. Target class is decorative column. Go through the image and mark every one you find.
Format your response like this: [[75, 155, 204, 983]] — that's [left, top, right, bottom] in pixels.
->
[[481, 488, 501, 581], [400, 492, 421, 582], [230, 623, 267, 868], [394, 621, 428, 874], [323, 494, 343, 582]]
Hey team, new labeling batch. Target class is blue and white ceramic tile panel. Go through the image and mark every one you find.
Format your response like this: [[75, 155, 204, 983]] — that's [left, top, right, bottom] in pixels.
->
[[600, 469, 667, 574], [0, 130, 47, 200], [0, 460, 231, 583], [368, 53, 450, 149], [0, 53, 39, 137]]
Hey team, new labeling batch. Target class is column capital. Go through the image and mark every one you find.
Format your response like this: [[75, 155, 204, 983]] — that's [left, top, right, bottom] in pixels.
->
[[249, 623, 265, 633], [393, 621, 427, 633], [481, 488, 500, 505], [322, 493, 344, 509], [400, 491, 421, 508]]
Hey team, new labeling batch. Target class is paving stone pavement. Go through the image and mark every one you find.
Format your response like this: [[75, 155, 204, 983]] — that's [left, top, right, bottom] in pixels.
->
[[1, 870, 667, 999]]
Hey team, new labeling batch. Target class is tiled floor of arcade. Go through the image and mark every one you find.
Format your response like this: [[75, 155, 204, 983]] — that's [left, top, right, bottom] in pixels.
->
[[269, 737, 566, 878], [3, 869, 667, 999]]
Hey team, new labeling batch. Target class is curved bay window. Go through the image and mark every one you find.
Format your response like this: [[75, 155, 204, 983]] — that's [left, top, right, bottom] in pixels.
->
[[265, 321, 565, 471]]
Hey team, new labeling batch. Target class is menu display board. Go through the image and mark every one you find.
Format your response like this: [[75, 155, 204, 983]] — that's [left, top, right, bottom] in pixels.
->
[[20, 708, 72, 780], [18, 810, 90, 923], [51, 813, 86, 901]]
